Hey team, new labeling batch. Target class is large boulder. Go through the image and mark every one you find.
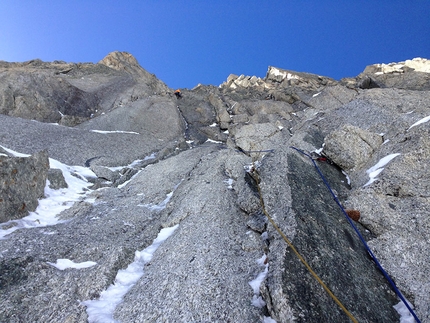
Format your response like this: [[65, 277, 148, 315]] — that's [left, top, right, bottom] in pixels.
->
[[323, 125, 383, 171], [233, 123, 280, 152], [0, 150, 49, 222]]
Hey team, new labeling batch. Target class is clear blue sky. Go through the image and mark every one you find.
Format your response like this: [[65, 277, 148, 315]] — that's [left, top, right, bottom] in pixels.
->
[[1, 1, 429, 89]]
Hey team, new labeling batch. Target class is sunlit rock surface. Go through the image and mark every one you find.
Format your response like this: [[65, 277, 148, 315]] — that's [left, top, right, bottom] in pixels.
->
[[0, 53, 429, 322]]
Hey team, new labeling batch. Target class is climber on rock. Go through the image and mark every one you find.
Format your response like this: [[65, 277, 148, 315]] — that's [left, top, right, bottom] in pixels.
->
[[174, 89, 182, 99]]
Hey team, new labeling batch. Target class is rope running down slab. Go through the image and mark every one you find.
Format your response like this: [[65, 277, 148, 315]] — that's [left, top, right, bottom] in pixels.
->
[[290, 146, 421, 323], [250, 166, 359, 323]]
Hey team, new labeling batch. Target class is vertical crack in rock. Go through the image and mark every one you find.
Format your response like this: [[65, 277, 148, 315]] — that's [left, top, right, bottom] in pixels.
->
[[282, 152, 399, 322]]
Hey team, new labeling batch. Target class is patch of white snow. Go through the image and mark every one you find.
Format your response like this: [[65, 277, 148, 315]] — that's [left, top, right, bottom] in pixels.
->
[[205, 138, 223, 144], [313, 147, 323, 155], [363, 153, 400, 187], [261, 232, 269, 241], [82, 225, 179, 323], [108, 153, 156, 172], [341, 170, 351, 186], [140, 192, 173, 211], [138, 181, 182, 211], [407, 115, 430, 131], [249, 254, 269, 308], [90, 130, 140, 135], [393, 299, 417, 323], [47, 259, 97, 270], [224, 178, 234, 190]]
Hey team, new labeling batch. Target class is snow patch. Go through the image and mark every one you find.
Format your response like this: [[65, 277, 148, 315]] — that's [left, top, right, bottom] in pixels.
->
[[108, 153, 156, 172], [83, 225, 179, 323], [249, 254, 269, 308], [393, 299, 417, 323], [261, 232, 269, 241], [313, 147, 323, 155], [91, 130, 140, 135], [117, 171, 142, 189], [224, 178, 234, 190], [342, 170, 351, 186], [0, 146, 95, 239], [407, 115, 430, 131], [363, 153, 400, 187], [47, 259, 97, 270], [140, 192, 173, 211], [205, 138, 223, 144], [138, 182, 182, 211]]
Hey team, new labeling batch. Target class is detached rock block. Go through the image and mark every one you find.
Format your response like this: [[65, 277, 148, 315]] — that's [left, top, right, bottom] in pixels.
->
[[235, 123, 279, 152], [90, 165, 120, 183], [48, 168, 68, 190], [0, 150, 49, 223], [323, 124, 383, 171]]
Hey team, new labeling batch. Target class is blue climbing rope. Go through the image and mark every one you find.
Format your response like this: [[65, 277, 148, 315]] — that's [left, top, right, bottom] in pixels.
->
[[290, 146, 421, 323]]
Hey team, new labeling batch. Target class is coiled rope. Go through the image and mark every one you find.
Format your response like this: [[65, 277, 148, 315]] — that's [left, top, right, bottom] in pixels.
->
[[250, 166, 359, 323], [290, 146, 421, 323]]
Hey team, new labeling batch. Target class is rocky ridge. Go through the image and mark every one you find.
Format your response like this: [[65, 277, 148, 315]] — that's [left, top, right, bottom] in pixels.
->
[[0, 52, 429, 322]]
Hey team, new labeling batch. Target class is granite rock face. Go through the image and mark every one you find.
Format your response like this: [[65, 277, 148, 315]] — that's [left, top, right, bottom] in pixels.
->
[[0, 150, 49, 222], [0, 54, 429, 323], [323, 125, 383, 171], [0, 51, 172, 126], [346, 57, 430, 91]]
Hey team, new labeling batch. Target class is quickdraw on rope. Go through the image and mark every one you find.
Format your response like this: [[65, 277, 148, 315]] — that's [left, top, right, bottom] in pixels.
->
[[249, 165, 359, 323], [290, 146, 421, 323]]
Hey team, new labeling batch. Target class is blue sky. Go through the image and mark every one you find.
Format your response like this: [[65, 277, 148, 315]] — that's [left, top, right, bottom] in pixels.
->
[[1, 1, 429, 89]]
